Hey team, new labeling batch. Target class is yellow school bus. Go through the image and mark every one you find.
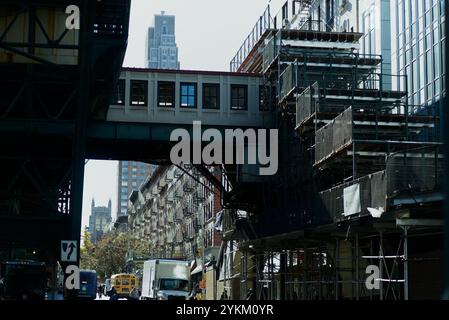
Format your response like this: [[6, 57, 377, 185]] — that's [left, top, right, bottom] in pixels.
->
[[111, 273, 139, 299]]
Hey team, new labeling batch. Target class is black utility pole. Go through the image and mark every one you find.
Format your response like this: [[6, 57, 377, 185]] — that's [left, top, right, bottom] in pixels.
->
[[71, 0, 91, 267]]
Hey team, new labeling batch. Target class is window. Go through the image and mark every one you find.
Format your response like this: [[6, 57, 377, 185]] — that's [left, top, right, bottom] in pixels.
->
[[130, 80, 147, 106], [230, 85, 248, 110], [203, 83, 220, 109], [158, 81, 175, 107], [259, 85, 269, 111], [114, 79, 125, 105], [150, 49, 158, 62], [180, 83, 197, 108]]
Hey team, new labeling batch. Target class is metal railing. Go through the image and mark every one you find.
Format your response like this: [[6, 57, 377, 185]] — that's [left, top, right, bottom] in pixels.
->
[[386, 145, 444, 196], [262, 31, 281, 72], [222, 209, 235, 234], [230, 5, 271, 72], [319, 145, 444, 222], [296, 82, 319, 126], [315, 106, 353, 164]]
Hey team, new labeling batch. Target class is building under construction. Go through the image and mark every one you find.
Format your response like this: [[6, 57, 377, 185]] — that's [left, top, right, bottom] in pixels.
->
[[218, 0, 444, 300]]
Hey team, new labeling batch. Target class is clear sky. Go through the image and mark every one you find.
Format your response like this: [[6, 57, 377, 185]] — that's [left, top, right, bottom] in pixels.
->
[[81, 0, 286, 230]]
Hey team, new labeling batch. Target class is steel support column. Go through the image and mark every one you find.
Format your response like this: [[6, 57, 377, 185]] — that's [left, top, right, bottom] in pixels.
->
[[70, 0, 91, 263]]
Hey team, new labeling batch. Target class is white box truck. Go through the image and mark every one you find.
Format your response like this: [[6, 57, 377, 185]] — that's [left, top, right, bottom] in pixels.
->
[[141, 259, 190, 300]]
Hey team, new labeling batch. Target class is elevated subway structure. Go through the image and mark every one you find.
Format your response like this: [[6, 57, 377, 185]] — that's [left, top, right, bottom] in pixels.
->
[[0, 0, 131, 298], [222, 0, 444, 300]]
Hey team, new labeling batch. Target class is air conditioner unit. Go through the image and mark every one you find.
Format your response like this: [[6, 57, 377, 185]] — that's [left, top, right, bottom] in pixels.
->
[[166, 168, 175, 181]]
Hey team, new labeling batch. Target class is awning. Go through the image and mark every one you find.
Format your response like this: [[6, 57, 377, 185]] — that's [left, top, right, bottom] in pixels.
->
[[191, 265, 203, 275]]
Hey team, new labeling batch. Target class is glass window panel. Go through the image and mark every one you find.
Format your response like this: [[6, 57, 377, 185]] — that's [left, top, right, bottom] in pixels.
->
[[130, 80, 148, 106], [203, 83, 220, 109], [158, 81, 175, 107], [180, 83, 197, 108], [230, 85, 248, 110]]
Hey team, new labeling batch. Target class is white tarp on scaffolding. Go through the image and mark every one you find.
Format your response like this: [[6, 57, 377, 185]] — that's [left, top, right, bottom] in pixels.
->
[[343, 183, 361, 216]]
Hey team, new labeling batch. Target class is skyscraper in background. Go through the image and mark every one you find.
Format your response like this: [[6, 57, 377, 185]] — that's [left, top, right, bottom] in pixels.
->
[[146, 11, 180, 69], [117, 161, 156, 219], [115, 12, 181, 223]]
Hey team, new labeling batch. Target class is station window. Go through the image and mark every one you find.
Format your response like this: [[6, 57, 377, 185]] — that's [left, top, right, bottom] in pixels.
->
[[114, 79, 125, 105], [158, 81, 175, 107], [203, 83, 220, 109], [180, 83, 197, 108], [130, 80, 148, 106], [230, 84, 248, 110]]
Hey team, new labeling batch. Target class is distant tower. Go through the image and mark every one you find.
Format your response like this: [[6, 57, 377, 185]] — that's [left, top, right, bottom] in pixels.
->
[[146, 11, 180, 69], [88, 199, 113, 244]]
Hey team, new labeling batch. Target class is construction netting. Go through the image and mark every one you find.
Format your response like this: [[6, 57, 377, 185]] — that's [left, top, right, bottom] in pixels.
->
[[386, 146, 444, 196], [315, 107, 353, 165], [280, 63, 295, 100], [318, 170, 387, 222], [318, 146, 444, 222], [296, 82, 319, 126], [262, 30, 281, 72]]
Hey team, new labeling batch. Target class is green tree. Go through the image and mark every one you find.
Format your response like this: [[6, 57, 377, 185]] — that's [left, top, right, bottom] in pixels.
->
[[80, 230, 96, 270], [89, 231, 150, 278]]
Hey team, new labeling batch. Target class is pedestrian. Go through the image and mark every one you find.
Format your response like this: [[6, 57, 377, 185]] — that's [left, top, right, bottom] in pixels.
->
[[109, 286, 118, 301], [97, 285, 102, 298], [129, 286, 139, 301], [220, 289, 228, 300], [246, 288, 255, 300]]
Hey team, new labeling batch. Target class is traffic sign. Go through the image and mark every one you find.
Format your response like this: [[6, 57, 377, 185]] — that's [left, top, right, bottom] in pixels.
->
[[61, 240, 78, 262]]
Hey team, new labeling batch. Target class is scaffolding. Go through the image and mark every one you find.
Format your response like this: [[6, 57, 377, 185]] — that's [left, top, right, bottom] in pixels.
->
[[238, 218, 443, 300], [221, 0, 444, 300]]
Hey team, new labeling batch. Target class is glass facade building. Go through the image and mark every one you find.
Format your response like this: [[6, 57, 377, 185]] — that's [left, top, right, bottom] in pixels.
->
[[391, 0, 446, 118], [340, 0, 445, 132]]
